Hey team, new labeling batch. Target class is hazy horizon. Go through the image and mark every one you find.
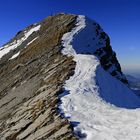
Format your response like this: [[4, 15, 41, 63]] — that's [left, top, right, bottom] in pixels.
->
[[122, 65, 140, 78]]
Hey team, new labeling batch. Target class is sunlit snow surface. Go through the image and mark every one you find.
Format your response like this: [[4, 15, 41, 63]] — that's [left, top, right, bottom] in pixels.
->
[[9, 51, 20, 60], [59, 15, 140, 140]]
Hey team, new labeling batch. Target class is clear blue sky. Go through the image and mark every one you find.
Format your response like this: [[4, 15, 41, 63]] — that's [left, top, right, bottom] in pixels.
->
[[0, 0, 140, 73]]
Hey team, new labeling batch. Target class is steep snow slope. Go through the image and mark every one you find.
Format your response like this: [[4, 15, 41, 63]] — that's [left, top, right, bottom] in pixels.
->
[[60, 15, 140, 140]]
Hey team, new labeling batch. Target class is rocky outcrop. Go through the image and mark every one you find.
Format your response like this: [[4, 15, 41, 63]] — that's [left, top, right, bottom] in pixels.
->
[[93, 28, 128, 84]]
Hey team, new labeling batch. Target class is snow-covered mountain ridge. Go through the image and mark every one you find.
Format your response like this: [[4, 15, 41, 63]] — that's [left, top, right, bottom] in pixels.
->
[[61, 15, 128, 84], [0, 14, 140, 140], [60, 15, 140, 108], [59, 15, 140, 140]]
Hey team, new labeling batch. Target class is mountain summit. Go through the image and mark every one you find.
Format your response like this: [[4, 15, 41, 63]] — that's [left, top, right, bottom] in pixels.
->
[[0, 14, 140, 140]]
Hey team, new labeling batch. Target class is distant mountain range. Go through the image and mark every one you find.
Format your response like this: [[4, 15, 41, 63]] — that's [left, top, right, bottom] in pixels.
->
[[126, 75, 140, 89], [126, 74, 140, 95]]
